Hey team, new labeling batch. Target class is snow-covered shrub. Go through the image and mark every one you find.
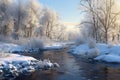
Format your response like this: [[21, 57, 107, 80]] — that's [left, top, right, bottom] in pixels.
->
[[27, 38, 44, 49], [12, 37, 44, 50], [75, 38, 86, 45], [86, 48, 100, 58], [0, 35, 14, 43], [74, 34, 88, 46], [76, 47, 100, 59], [13, 37, 30, 47], [41, 37, 53, 46], [108, 43, 114, 48], [88, 39, 96, 49]]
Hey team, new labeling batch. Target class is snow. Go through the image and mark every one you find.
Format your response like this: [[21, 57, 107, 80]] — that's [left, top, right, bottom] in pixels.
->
[[70, 43, 120, 63], [94, 54, 120, 63], [0, 54, 36, 63], [45, 42, 64, 49], [0, 53, 59, 78], [44, 42, 73, 50], [0, 42, 23, 53], [0, 41, 60, 79], [45, 44, 63, 50], [0, 53, 58, 69], [96, 43, 109, 54], [0, 41, 68, 53], [71, 44, 89, 55]]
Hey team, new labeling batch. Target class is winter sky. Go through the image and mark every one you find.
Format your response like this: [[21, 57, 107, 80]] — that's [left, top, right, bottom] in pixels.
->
[[39, 0, 82, 28]]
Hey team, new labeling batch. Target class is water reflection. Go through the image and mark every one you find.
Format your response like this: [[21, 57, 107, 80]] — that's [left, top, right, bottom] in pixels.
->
[[16, 49, 120, 80]]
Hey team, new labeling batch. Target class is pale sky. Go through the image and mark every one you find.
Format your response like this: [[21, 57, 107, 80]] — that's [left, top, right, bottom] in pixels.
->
[[39, 0, 83, 28]]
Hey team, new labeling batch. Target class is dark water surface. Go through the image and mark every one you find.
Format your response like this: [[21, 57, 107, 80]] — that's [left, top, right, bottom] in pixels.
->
[[16, 49, 120, 80]]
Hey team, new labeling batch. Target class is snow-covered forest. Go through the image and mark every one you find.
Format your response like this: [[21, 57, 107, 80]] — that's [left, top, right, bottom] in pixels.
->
[[0, 0, 67, 42]]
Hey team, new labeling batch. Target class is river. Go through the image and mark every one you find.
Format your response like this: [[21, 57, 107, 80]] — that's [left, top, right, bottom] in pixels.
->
[[16, 49, 120, 80]]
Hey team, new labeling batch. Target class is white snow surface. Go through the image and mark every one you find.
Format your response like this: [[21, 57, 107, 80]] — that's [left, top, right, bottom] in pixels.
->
[[0, 53, 57, 67], [0, 53, 58, 71], [0, 41, 68, 53], [0, 42, 23, 53], [70, 43, 120, 63], [94, 54, 120, 63], [44, 41, 74, 50], [44, 42, 66, 50], [0, 54, 36, 63]]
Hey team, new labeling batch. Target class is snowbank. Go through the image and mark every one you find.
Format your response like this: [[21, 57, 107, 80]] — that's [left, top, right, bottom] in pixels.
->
[[94, 54, 120, 63], [0, 41, 68, 53], [0, 54, 36, 63], [0, 42, 23, 53], [70, 44, 89, 55], [0, 53, 59, 79], [70, 43, 120, 63], [45, 44, 64, 50], [44, 42, 73, 50], [0, 41, 45, 53]]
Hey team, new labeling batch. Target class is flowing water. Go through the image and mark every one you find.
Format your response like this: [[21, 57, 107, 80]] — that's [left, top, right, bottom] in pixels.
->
[[16, 49, 120, 80]]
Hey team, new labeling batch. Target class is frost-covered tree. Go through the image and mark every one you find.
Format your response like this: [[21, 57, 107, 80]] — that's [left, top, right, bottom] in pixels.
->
[[52, 24, 67, 41], [0, 0, 67, 41], [79, 0, 120, 43], [11, 0, 41, 38], [40, 7, 59, 39], [0, 0, 13, 36]]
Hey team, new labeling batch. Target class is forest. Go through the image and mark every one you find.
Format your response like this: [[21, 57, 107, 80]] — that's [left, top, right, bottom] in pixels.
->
[[0, 0, 67, 42]]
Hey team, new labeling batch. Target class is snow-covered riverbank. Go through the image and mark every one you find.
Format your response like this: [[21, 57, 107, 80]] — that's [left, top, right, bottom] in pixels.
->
[[0, 41, 61, 79], [0, 42, 67, 53], [69, 43, 120, 63], [0, 53, 59, 79], [0, 42, 23, 53]]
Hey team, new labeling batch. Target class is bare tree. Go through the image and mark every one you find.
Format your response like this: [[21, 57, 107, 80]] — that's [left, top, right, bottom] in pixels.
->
[[80, 0, 120, 43]]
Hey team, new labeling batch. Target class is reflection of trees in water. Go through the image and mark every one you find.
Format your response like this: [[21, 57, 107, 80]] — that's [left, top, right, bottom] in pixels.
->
[[104, 67, 120, 80], [80, 63, 120, 80], [43, 49, 70, 71], [76, 61, 108, 80], [17, 70, 56, 80]]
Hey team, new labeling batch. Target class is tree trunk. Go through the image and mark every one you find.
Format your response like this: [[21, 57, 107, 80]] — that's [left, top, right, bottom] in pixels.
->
[[105, 30, 108, 44]]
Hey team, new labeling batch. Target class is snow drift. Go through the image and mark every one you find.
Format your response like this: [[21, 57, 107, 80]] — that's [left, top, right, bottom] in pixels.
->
[[0, 53, 59, 79], [69, 43, 120, 63]]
